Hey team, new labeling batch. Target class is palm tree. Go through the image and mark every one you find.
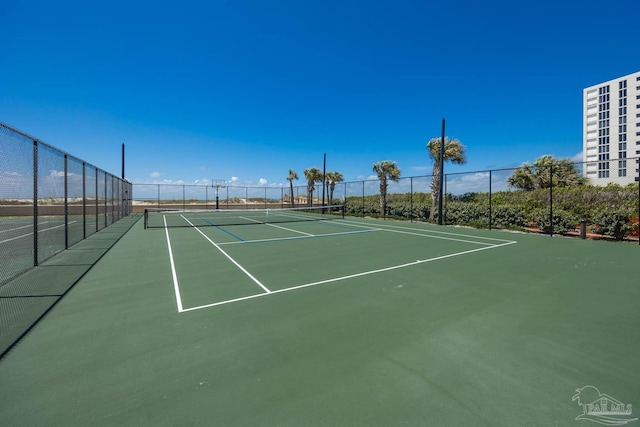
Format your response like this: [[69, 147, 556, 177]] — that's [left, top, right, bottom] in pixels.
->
[[373, 161, 401, 218], [325, 171, 344, 206], [508, 155, 587, 190], [286, 169, 298, 207], [303, 167, 323, 207], [426, 137, 467, 220], [507, 163, 535, 190], [552, 158, 587, 187]]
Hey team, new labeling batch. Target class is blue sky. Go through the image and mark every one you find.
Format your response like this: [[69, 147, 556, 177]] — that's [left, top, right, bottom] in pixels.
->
[[2, 0, 639, 190]]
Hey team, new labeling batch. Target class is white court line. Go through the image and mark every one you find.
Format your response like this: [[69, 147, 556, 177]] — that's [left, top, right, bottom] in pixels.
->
[[180, 215, 271, 295], [163, 215, 184, 312], [0, 221, 49, 234], [218, 229, 374, 245], [340, 219, 517, 244], [265, 222, 314, 236], [0, 221, 77, 244], [180, 240, 517, 312], [239, 216, 261, 224], [378, 227, 497, 246]]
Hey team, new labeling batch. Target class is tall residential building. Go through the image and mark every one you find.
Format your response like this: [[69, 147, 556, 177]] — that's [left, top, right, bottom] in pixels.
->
[[583, 70, 640, 185]]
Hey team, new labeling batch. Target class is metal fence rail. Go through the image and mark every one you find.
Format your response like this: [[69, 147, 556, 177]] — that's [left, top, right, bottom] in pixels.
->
[[132, 158, 639, 243], [0, 121, 133, 285]]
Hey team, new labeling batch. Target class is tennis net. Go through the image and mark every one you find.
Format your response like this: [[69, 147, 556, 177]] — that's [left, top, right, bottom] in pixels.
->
[[144, 205, 345, 229]]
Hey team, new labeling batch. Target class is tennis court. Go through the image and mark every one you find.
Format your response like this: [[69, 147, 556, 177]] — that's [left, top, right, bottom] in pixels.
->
[[1, 210, 639, 426]]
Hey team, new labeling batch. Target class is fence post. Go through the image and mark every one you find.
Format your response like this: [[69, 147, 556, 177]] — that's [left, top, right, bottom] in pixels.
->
[[549, 164, 553, 236], [95, 169, 99, 232], [111, 176, 115, 224], [104, 172, 108, 229], [33, 140, 38, 267], [82, 162, 86, 239], [410, 177, 413, 223], [344, 182, 347, 209], [64, 154, 68, 249], [489, 170, 492, 231], [362, 181, 365, 218]]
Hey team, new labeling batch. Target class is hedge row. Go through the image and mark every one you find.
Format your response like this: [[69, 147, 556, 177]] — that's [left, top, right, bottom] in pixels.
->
[[344, 184, 639, 240]]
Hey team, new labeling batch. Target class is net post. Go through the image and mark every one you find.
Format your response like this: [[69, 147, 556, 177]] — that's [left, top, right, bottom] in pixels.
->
[[144, 209, 148, 229]]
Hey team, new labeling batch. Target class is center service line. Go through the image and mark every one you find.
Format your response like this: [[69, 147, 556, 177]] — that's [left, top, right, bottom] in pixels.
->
[[163, 215, 184, 312], [181, 215, 271, 295], [181, 240, 518, 313]]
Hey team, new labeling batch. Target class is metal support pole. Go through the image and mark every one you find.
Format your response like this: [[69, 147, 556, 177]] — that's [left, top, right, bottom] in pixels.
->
[[489, 170, 492, 231], [33, 140, 38, 267], [444, 174, 448, 225], [362, 181, 365, 218], [410, 177, 413, 223], [104, 172, 108, 228], [82, 163, 86, 239], [95, 169, 99, 232], [438, 118, 445, 225], [64, 154, 68, 249], [322, 153, 326, 207], [549, 164, 553, 236]]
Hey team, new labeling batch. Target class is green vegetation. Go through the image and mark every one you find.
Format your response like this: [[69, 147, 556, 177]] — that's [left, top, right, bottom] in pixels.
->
[[345, 183, 639, 240], [426, 137, 467, 220], [325, 171, 344, 207], [372, 160, 401, 218], [303, 167, 323, 207], [286, 169, 298, 208], [507, 155, 587, 190]]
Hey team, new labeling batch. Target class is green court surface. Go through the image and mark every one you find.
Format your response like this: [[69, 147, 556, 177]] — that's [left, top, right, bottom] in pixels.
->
[[1, 215, 639, 426]]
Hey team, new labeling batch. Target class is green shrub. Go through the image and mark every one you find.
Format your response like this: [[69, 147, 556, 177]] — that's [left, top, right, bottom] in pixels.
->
[[590, 209, 634, 240], [491, 205, 527, 229], [444, 202, 489, 227], [533, 209, 577, 234]]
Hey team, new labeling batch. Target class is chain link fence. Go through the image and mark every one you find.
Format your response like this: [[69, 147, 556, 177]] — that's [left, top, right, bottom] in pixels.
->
[[133, 158, 639, 243], [0, 122, 133, 286]]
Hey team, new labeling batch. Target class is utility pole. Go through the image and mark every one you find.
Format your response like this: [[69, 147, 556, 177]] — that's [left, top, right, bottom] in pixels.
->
[[438, 118, 445, 225]]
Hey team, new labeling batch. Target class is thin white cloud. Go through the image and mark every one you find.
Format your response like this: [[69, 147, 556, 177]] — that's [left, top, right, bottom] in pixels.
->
[[259, 178, 267, 185], [150, 171, 161, 178], [571, 151, 583, 162]]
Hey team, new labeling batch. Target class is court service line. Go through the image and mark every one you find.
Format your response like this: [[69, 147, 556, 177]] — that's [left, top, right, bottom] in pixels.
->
[[201, 219, 245, 242], [180, 240, 517, 313], [163, 215, 184, 312], [377, 228, 499, 246], [236, 215, 314, 237], [339, 221, 506, 246], [336, 222, 515, 245], [181, 215, 272, 295], [265, 222, 314, 236], [218, 229, 375, 245], [341, 219, 517, 243]]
